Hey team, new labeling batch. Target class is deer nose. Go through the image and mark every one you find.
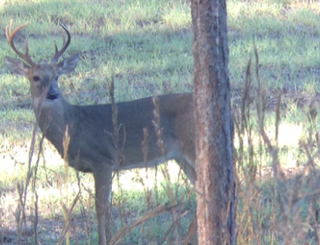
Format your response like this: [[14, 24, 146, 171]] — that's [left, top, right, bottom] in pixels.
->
[[46, 85, 58, 100]]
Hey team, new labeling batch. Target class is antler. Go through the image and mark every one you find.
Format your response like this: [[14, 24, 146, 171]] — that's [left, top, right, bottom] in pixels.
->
[[6, 20, 35, 66], [51, 23, 71, 64]]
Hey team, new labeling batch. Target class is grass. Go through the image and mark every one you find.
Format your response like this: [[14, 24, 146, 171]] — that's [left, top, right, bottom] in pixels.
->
[[1, 0, 320, 244]]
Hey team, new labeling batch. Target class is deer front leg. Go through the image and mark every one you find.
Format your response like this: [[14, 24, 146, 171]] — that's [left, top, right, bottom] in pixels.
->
[[94, 166, 113, 245]]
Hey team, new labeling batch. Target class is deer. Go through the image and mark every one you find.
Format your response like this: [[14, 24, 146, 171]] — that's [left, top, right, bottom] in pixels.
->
[[5, 22, 196, 245]]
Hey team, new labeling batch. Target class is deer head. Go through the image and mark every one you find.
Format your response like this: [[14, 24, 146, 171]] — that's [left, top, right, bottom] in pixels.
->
[[5, 21, 79, 108]]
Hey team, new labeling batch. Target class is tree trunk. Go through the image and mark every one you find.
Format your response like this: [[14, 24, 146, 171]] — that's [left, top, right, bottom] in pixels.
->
[[191, 0, 236, 244]]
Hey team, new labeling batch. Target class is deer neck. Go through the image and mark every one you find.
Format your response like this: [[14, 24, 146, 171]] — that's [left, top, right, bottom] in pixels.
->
[[33, 94, 70, 158]]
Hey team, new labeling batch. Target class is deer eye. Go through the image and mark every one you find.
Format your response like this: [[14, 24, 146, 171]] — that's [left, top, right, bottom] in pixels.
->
[[33, 76, 40, 82]]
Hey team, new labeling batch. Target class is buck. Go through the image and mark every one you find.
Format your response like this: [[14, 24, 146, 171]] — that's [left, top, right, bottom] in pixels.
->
[[5, 22, 196, 245]]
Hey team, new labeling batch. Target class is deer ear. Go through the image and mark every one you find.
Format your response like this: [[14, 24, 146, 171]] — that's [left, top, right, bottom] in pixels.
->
[[5, 57, 30, 76], [56, 54, 79, 75]]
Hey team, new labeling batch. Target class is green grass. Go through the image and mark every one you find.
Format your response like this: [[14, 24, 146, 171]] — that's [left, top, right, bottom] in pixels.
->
[[1, 0, 320, 244]]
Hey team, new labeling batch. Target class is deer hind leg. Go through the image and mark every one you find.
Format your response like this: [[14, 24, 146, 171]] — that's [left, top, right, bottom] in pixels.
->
[[176, 156, 196, 185], [93, 166, 113, 245], [175, 156, 197, 244]]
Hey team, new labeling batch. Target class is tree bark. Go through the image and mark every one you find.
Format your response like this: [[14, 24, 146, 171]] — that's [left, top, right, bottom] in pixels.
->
[[191, 0, 236, 244]]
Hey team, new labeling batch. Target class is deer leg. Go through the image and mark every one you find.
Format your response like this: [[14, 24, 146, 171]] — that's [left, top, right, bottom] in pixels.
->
[[94, 166, 113, 245], [176, 157, 197, 244], [182, 212, 197, 245], [177, 157, 196, 185]]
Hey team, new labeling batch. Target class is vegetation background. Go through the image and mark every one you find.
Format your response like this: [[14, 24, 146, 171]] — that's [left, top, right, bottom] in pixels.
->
[[1, 0, 320, 244]]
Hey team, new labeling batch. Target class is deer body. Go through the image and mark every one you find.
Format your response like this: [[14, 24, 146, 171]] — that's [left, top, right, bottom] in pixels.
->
[[5, 23, 195, 245], [38, 92, 195, 176]]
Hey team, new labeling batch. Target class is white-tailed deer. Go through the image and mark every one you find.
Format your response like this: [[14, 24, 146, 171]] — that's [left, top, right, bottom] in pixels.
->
[[5, 22, 196, 245]]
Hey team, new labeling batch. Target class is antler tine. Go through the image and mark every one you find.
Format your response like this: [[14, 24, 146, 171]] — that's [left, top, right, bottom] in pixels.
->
[[6, 20, 35, 66], [51, 23, 71, 64]]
